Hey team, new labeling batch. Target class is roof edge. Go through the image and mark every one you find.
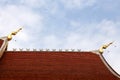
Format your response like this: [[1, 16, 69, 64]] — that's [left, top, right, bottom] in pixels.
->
[[91, 50, 120, 78], [99, 54, 120, 78], [0, 37, 8, 58]]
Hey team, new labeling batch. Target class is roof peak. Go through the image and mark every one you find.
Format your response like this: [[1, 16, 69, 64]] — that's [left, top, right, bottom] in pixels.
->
[[7, 27, 22, 41], [98, 41, 114, 54]]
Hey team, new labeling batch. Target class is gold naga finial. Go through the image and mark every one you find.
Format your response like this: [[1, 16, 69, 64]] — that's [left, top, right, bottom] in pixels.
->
[[98, 41, 114, 54], [7, 27, 22, 41]]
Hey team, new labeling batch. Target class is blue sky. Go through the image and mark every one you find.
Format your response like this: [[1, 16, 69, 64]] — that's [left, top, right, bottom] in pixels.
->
[[0, 0, 120, 74]]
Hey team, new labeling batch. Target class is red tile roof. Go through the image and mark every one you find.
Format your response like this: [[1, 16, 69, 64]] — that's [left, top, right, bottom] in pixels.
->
[[0, 51, 119, 80]]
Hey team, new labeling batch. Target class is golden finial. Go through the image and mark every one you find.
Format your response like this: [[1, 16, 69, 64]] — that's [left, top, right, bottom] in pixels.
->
[[7, 27, 22, 41], [99, 41, 114, 54]]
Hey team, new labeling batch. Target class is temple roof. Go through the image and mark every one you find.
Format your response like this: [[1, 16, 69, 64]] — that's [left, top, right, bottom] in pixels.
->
[[0, 51, 119, 80], [0, 28, 120, 80]]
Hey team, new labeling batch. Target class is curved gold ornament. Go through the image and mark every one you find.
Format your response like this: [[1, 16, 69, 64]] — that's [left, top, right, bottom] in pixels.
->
[[99, 42, 114, 54], [7, 27, 22, 41]]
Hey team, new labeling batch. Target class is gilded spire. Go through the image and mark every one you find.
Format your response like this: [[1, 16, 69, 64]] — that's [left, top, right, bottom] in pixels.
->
[[99, 41, 114, 54], [7, 27, 22, 41]]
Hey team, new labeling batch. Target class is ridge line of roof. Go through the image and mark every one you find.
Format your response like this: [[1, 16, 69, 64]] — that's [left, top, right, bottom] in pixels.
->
[[7, 48, 82, 52]]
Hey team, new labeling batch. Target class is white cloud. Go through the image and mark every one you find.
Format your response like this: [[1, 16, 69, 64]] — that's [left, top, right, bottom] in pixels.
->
[[36, 19, 119, 51], [49, 2, 59, 15], [95, 0, 120, 12], [20, 0, 47, 8], [42, 35, 61, 49], [0, 6, 41, 30], [96, 19, 118, 36], [0, 4, 44, 50], [70, 20, 81, 27], [62, 33, 95, 50], [2, 5, 43, 26], [61, 0, 96, 9]]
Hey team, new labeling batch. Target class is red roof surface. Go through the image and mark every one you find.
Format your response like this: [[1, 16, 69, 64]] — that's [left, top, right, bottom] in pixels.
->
[[0, 51, 119, 80]]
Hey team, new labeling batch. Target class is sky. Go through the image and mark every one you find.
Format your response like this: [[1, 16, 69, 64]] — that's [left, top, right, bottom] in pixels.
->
[[0, 0, 120, 74]]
